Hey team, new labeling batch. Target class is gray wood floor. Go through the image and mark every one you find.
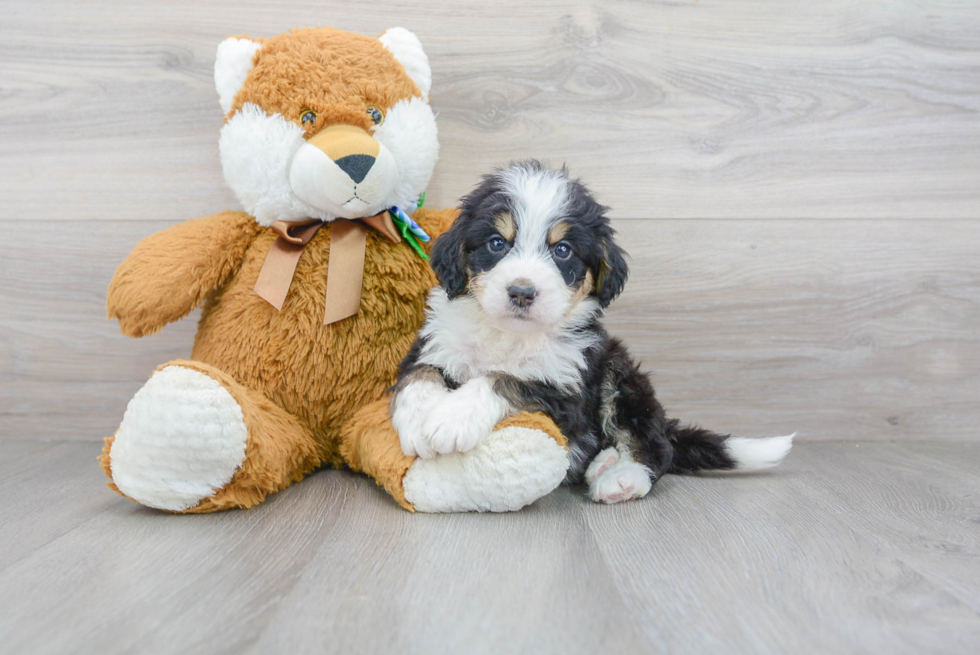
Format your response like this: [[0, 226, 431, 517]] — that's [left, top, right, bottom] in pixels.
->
[[0, 439, 977, 654]]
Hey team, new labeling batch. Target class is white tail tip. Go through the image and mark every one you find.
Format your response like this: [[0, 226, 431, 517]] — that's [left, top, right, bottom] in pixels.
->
[[725, 433, 795, 471]]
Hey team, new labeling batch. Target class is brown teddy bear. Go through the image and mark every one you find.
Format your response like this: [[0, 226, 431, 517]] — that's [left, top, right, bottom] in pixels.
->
[[98, 26, 569, 513]]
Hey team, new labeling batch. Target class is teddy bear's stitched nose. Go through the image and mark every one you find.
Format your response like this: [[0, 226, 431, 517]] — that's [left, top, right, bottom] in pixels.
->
[[334, 154, 375, 184]]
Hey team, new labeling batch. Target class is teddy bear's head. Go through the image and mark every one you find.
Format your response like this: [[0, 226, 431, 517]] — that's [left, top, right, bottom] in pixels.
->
[[214, 27, 438, 226]]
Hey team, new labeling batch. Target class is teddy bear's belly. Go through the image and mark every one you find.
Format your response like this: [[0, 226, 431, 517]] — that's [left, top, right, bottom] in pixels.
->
[[189, 229, 435, 462]]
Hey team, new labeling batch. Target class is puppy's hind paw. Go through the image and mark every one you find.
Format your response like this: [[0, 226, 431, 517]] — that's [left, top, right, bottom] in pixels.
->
[[590, 460, 653, 504], [585, 447, 620, 485]]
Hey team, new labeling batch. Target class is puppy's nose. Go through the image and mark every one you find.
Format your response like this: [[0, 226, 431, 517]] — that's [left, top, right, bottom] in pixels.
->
[[508, 284, 536, 309], [333, 154, 375, 184]]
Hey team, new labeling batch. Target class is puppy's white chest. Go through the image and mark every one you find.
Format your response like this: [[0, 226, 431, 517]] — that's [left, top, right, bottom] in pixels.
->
[[443, 333, 558, 381], [418, 290, 598, 388], [420, 318, 593, 388]]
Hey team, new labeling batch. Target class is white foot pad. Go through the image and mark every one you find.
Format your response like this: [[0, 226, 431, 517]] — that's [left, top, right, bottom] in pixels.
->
[[110, 366, 249, 511], [590, 459, 653, 504], [585, 447, 621, 485], [403, 426, 569, 513]]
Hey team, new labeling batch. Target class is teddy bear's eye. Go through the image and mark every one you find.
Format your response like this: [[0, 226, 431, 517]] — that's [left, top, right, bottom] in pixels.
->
[[366, 106, 384, 126], [300, 110, 317, 127]]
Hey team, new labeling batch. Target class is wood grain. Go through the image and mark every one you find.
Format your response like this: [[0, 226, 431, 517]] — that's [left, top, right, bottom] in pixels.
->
[[0, 440, 976, 654], [2, 218, 978, 441], [0, 1, 978, 220], [584, 441, 980, 654], [250, 480, 651, 654], [605, 218, 980, 441], [0, 442, 119, 568]]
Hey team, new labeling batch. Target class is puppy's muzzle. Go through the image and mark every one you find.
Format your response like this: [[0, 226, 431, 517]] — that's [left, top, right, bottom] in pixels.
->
[[508, 282, 536, 309]]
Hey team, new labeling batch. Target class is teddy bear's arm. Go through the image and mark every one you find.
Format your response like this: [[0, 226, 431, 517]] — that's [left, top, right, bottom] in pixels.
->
[[107, 211, 260, 338], [411, 207, 460, 243]]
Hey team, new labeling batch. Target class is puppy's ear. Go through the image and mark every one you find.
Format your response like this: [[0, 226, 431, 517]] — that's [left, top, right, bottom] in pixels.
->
[[595, 232, 629, 308], [430, 220, 469, 299]]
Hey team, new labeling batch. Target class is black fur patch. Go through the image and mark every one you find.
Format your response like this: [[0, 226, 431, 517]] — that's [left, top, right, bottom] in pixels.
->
[[403, 161, 738, 493]]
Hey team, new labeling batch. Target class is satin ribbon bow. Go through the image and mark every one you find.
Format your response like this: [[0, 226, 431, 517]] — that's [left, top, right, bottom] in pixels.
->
[[254, 209, 427, 325]]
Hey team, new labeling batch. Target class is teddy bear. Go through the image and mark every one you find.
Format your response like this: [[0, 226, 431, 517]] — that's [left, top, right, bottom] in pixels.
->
[[98, 26, 569, 513]]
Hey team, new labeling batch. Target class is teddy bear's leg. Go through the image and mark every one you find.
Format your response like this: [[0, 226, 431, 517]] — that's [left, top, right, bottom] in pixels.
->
[[341, 399, 569, 513], [99, 360, 320, 513]]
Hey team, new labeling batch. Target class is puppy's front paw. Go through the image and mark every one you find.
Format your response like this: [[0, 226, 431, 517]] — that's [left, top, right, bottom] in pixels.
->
[[585, 447, 621, 485], [422, 378, 509, 455], [392, 404, 431, 460], [423, 403, 483, 455], [590, 460, 653, 504], [391, 381, 446, 459]]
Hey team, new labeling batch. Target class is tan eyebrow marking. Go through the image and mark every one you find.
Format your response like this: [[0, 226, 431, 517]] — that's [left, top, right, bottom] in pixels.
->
[[565, 270, 594, 316], [494, 212, 516, 241], [548, 221, 570, 245]]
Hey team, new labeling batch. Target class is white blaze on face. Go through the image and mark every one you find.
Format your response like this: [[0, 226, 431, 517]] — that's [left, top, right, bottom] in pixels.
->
[[477, 253, 573, 331], [476, 166, 575, 331]]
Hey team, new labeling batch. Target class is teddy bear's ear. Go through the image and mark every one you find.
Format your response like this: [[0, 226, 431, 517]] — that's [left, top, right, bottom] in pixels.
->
[[378, 28, 432, 100], [214, 37, 263, 115]]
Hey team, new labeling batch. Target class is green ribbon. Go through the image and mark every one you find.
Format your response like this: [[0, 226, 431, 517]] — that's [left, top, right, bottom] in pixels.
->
[[389, 205, 431, 261]]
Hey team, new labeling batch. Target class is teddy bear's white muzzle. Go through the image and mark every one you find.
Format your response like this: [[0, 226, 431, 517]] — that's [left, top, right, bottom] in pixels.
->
[[289, 141, 398, 218]]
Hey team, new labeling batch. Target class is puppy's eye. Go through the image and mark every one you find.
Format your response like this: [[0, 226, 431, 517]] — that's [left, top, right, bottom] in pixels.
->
[[488, 236, 508, 253], [366, 106, 385, 125], [300, 110, 317, 128], [553, 242, 573, 260]]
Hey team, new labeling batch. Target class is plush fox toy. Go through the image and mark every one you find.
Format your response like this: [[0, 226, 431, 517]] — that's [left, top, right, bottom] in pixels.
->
[[99, 26, 569, 513]]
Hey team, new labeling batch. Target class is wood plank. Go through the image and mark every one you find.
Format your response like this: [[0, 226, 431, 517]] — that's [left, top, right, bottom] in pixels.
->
[[583, 441, 980, 654], [0, 439, 59, 466], [605, 219, 980, 441], [0, 442, 117, 569], [1, 1, 978, 221], [0, 215, 199, 440], [864, 441, 980, 614], [0, 441, 977, 654], [250, 476, 650, 654], [2, 219, 978, 441], [0, 474, 352, 653], [0, 466, 651, 653]]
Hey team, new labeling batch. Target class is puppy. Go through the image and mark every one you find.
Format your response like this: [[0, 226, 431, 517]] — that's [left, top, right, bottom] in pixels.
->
[[390, 161, 793, 503]]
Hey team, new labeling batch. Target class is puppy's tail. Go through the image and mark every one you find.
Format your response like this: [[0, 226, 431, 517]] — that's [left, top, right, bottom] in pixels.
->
[[665, 420, 795, 473]]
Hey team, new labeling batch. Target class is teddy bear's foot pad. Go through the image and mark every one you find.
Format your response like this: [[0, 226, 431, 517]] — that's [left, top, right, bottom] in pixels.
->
[[109, 365, 249, 511], [402, 425, 569, 513]]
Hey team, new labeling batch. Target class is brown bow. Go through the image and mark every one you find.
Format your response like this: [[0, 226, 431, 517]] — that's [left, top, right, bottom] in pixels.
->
[[254, 211, 402, 325]]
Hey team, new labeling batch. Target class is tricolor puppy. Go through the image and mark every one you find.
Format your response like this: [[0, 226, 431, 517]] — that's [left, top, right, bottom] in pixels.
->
[[390, 161, 793, 503]]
